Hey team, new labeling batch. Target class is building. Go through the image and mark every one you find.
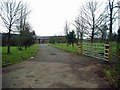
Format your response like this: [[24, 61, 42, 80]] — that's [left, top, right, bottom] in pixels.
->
[[36, 36, 67, 44], [36, 36, 52, 44]]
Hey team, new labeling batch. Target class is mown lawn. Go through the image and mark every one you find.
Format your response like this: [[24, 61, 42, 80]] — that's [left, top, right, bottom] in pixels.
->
[[2, 44, 40, 67]]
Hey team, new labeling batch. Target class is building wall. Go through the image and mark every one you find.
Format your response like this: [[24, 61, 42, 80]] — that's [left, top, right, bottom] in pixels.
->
[[40, 39, 49, 43]]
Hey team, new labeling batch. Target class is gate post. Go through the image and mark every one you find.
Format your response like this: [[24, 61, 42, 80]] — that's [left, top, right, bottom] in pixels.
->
[[104, 42, 110, 62], [104, 40, 112, 62], [78, 42, 83, 56]]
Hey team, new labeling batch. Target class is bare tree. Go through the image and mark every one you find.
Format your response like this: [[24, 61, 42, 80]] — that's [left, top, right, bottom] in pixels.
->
[[17, 3, 31, 49], [82, 0, 107, 43], [20, 4, 30, 31], [64, 21, 69, 36], [19, 22, 33, 49], [64, 21, 70, 45], [73, 12, 87, 43], [72, 16, 80, 41], [98, 24, 108, 42], [0, 0, 28, 54], [107, 0, 120, 41]]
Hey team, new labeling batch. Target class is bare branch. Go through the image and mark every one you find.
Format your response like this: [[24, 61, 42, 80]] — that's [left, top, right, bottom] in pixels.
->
[[0, 0, 30, 54]]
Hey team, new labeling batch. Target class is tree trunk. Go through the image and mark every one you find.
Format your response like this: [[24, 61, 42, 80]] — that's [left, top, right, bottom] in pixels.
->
[[109, 8, 113, 41], [25, 45, 27, 49], [109, 2, 113, 42], [80, 33, 83, 43], [91, 15, 95, 43], [7, 45, 10, 54], [101, 33, 104, 43], [91, 28, 95, 43], [7, 28, 11, 54]]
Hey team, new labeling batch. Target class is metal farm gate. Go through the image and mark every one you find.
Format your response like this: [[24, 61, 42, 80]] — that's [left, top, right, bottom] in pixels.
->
[[83, 43, 104, 60]]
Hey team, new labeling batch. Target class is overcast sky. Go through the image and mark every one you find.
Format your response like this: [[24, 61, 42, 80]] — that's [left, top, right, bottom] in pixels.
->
[[0, 0, 119, 36], [27, 0, 87, 36]]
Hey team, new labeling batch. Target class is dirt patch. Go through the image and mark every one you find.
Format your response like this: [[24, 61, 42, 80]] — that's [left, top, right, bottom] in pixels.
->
[[2, 66, 25, 74], [49, 82, 73, 88]]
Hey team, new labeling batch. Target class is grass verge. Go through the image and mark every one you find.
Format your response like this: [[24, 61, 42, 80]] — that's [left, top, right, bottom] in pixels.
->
[[49, 43, 78, 53], [103, 65, 119, 88], [2, 44, 40, 67]]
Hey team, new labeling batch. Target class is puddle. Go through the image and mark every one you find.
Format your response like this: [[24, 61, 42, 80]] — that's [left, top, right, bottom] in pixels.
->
[[50, 53, 56, 55]]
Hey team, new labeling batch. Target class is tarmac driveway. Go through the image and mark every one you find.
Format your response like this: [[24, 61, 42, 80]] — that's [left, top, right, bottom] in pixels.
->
[[2, 44, 110, 88]]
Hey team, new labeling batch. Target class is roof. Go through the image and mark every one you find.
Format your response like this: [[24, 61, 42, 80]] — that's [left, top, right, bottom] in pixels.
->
[[36, 35, 66, 39], [37, 36, 52, 39]]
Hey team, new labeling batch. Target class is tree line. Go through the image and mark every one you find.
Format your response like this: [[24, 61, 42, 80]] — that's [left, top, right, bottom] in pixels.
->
[[64, 0, 120, 44], [0, 0, 36, 54]]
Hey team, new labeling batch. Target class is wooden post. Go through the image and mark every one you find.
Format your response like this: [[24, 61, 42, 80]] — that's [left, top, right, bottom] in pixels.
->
[[104, 43, 110, 62], [78, 42, 83, 56], [104, 40, 112, 63]]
